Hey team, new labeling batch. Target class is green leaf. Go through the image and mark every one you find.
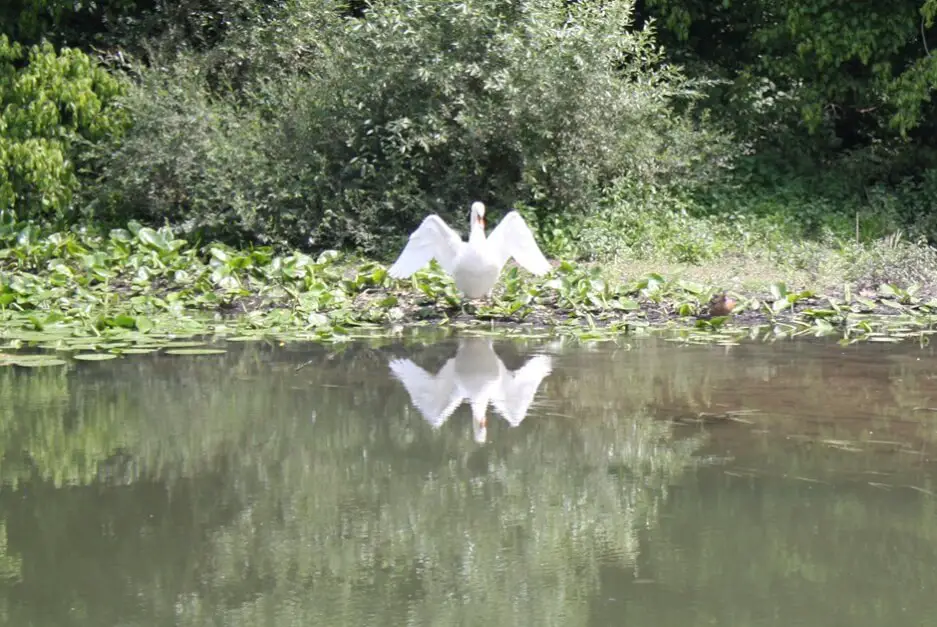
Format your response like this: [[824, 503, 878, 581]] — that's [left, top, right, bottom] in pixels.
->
[[1, 354, 68, 368], [112, 314, 137, 329], [137, 227, 171, 252], [135, 316, 154, 332], [164, 348, 228, 355], [73, 353, 119, 361]]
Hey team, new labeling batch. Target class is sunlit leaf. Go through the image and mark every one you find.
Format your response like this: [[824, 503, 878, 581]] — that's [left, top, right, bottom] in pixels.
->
[[72, 353, 119, 361], [164, 348, 228, 355]]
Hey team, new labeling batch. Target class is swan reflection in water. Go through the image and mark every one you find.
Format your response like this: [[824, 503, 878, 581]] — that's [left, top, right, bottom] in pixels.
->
[[389, 337, 553, 443]]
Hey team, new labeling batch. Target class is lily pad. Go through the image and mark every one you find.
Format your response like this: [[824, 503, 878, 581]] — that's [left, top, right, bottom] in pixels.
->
[[163, 341, 207, 348], [97, 342, 131, 350], [164, 348, 227, 356], [65, 344, 105, 352], [7, 331, 72, 343], [73, 353, 119, 361], [1, 354, 68, 368], [36, 343, 70, 351], [113, 348, 160, 355]]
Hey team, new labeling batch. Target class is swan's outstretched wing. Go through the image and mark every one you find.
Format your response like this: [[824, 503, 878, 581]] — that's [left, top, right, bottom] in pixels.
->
[[389, 358, 464, 428], [490, 355, 553, 427], [388, 215, 464, 278], [486, 211, 551, 275]]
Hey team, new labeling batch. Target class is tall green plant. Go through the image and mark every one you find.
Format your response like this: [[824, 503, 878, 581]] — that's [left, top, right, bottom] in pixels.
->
[[0, 36, 127, 223]]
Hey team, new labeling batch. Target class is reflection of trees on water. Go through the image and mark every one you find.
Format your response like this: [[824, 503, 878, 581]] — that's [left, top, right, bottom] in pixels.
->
[[0, 337, 705, 625], [613, 469, 937, 625], [0, 367, 136, 488], [175, 406, 701, 626], [4, 335, 934, 491], [3, 334, 936, 624], [555, 336, 937, 449]]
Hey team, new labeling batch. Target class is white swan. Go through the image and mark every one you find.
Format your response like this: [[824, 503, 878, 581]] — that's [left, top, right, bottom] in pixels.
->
[[388, 201, 552, 299], [389, 337, 553, 443]]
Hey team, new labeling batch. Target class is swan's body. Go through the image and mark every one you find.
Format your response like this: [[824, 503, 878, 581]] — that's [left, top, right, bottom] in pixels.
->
[[389, 338, 553, 443], [388, 202, 551, 299]]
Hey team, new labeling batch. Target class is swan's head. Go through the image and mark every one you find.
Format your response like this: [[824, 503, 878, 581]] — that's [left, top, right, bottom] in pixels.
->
[[471, 201, 486, 230]]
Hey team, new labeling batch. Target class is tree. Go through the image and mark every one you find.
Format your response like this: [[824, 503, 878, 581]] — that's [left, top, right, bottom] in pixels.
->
[[639, 0, 937, 173], [99, 0, 728, 252], [0, 35, 127, 222]]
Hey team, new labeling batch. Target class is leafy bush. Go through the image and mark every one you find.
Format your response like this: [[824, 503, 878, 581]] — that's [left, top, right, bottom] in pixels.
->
[[571, 180, 769, 263], [0, 35, 127, 223], [97, 0, 731, 254], [88, 57, 279, 241]]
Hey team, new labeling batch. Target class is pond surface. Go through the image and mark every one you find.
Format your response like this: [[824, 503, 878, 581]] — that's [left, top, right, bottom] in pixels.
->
[[1, 333, 937, 626]]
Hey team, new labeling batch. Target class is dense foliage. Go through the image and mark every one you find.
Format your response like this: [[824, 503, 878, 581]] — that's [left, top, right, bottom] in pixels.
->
[[641, 0, 937, 143], [2, 0, 937, 258], [639, 0, 937, 220], [93, 0, 728, 254]]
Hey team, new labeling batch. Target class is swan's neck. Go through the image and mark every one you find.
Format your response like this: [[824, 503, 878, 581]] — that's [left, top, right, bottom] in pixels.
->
[[468, 219, 486, 245]]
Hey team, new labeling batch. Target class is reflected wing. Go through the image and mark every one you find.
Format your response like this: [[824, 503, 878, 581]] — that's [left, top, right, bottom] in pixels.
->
[[486, 211, 551, 275], [388, 215, 464, 277], [389, 358, 463, 428], [490, 355, 553, 427]]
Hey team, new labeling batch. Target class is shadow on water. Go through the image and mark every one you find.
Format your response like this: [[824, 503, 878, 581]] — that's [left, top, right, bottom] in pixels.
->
[[0, 332, 936, 625]]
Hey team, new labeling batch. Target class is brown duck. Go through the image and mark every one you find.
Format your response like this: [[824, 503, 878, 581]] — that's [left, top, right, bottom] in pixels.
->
[[706, 293, 737, 317]]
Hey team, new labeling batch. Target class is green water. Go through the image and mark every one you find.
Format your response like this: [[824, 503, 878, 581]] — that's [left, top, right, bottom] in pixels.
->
[[1, 334, 936, 626]]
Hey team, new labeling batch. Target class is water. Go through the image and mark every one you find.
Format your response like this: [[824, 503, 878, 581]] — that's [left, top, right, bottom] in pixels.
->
[[1, 333, 936, 626]]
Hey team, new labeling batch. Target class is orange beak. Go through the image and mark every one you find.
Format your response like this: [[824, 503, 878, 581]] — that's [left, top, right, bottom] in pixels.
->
[[476, 216, 485, 229]]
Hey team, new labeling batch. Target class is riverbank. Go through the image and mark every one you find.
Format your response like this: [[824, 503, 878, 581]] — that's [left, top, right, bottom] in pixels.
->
[[2, 223, 937, 361]]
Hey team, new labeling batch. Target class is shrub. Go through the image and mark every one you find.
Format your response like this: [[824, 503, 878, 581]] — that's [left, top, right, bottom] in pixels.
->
[[97, 0, 731, 254], [0, 35, 127, 224], [87, 56, 279, 241]]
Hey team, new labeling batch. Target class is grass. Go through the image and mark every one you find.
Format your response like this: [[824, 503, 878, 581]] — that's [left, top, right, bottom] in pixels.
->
[[608, 257, 815, 295], [569, 172, 937, 298], [605, 235, 937, 300]]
